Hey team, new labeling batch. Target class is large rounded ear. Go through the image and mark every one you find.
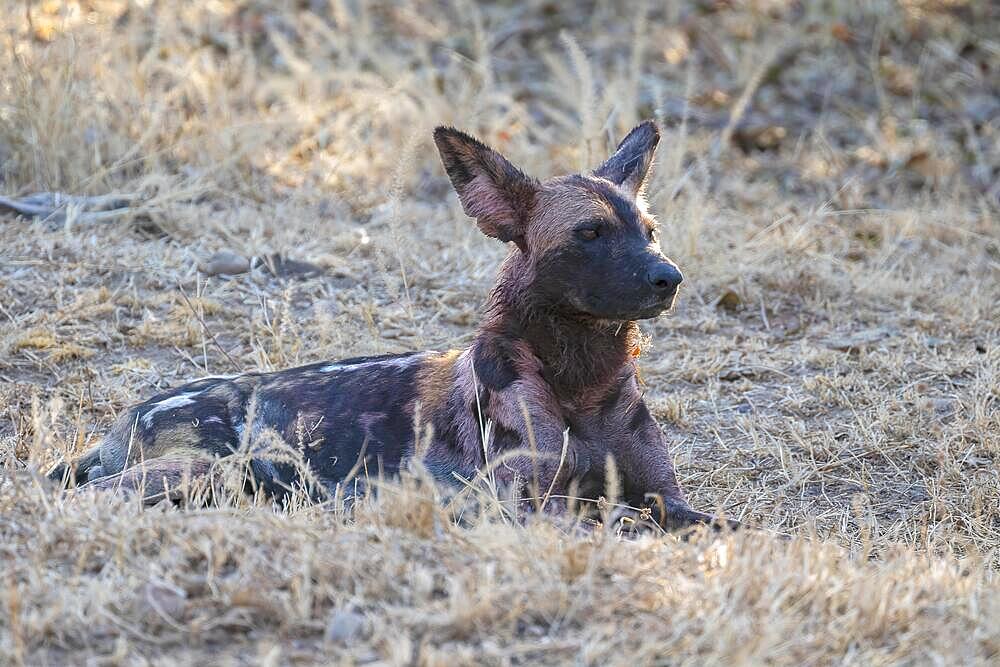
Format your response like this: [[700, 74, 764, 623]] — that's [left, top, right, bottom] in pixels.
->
[[593, 121, 660, 197], [433, 127, 538, 252]]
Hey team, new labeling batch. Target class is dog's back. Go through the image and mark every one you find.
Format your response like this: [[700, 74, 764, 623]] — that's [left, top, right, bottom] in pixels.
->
[[58, 352, 453, 497]]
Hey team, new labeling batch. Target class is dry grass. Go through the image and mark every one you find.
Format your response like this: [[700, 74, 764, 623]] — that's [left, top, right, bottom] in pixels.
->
[[1, 0, 998, 664]]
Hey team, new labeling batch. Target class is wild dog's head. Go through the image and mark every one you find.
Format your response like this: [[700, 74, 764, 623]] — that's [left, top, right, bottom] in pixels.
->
[[434, 122, 681, 321]]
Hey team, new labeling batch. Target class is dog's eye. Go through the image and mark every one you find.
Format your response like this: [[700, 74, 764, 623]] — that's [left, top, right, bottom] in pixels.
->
[[648, 227, 657, 242], [578, 227, 600, 241]]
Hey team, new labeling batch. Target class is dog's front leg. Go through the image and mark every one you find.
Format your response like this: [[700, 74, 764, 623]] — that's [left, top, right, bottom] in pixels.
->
[[617, 400, 740, 531], [492, 431, 575, 515], [479, 381, 580, 514]]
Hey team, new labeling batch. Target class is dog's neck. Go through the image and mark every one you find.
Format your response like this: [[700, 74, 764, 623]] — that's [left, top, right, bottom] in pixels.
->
[[482, 253, 637, 404]]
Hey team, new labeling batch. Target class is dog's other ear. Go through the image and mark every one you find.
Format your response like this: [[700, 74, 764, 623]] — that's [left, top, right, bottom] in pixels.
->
[[593, 120, 660, 197], [434, 127, 538, 251]]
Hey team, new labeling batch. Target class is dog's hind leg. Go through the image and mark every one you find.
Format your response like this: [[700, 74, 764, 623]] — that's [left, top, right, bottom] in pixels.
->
[[82, 456, 222, 506], [47, 408, 150, 489], [48, 404, 149, 488], [47, 446, 103, 487]]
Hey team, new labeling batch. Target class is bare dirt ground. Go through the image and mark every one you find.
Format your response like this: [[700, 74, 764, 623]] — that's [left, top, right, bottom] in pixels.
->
[[1, 1, 998, 664]]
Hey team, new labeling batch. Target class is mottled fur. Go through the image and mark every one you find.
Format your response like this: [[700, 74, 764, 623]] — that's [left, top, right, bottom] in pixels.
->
[[51, 122, 734, 530]]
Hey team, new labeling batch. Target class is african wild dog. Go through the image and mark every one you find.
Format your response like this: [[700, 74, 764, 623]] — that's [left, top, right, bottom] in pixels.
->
[[50, 121, 735, 530]]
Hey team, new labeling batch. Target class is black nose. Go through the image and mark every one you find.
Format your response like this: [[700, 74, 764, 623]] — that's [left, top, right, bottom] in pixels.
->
[[647, 263, 683, 293]]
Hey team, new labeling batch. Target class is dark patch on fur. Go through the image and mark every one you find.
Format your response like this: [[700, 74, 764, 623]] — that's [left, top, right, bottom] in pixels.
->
[[490, 421, 521, 449], [473, 337, 517, 390], [628, 401, 653, 431], [599, 377, 629, 415]]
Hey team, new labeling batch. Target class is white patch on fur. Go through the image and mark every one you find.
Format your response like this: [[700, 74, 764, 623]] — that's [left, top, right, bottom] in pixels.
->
[[141, 391, 202, 427], [193, 374, 236, 383], [320, 354, 426, 374], [203, 416, 224, 424]]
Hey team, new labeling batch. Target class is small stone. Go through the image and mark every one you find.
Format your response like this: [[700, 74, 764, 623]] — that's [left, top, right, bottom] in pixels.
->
[[716, 289, 742, 311], [198, 251, 250, 276], [824, 328, 893, 352], [251, 253, 325, 279], [325, 609, 367, 644]]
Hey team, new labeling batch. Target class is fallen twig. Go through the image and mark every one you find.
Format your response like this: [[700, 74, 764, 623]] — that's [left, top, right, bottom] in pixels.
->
[[0, 191, 143, 224]]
